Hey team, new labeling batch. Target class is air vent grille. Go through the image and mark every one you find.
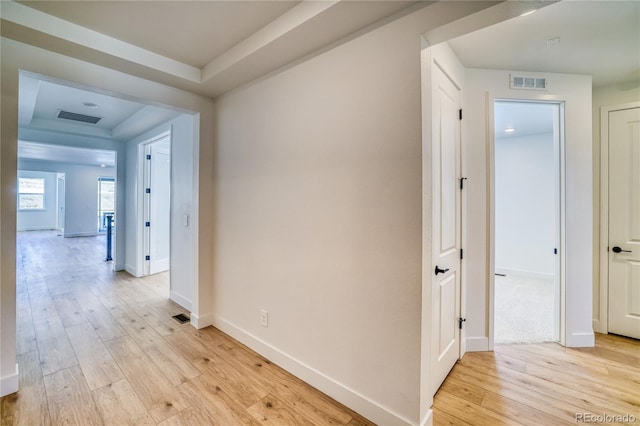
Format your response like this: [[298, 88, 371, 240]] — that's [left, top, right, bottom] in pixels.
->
[[510, 75, 547, 91], [57, 110, 102, 124]]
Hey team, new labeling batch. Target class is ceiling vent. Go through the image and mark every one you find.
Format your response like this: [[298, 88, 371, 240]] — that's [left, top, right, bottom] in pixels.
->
[[57, 110, 102, 124], [510, 75, 548, 91]]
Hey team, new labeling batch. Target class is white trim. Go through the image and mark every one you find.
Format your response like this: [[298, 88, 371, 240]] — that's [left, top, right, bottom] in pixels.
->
[[465, 337, 489, 352], [598, 101, 640, 334], [189, 312, 214, 330], [169, 291, 191, 311], [125, 264, 142, 278], [495, 267, 554, 281], [63, 232, 100, 238], [213, 314, 414, 426], [420, 409, 433, 426], [566, 331, 595, 348], [0, 364, 19, 397]]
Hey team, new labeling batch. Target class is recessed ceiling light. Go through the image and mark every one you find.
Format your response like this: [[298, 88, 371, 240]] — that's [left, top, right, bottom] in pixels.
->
[[505, 128, 516, 133], [100, 164, 106, 168], [519, 9, 536, 17], [83, 102, 99, 109]]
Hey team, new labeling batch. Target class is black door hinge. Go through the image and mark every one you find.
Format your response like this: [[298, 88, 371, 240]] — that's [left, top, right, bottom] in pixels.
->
[[459, 109, 462, 120], [145, 188, 151, 193], [145, 255, 150, 261], [459, 317, 466, 329], [146, 154, 151, 160], [460, 248, 464, 260], [460, 177, 467, 190], [145, 222, 150, 227]]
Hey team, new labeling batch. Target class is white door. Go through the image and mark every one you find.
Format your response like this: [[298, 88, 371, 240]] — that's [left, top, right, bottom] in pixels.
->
[[144, 137, 171, 275], [431, 65, 462, 394], [608, 107, 640, 339]]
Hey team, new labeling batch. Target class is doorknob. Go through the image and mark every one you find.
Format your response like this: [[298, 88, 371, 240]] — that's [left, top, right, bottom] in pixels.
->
[[435, 266, 450, 275], [612, 246, 632, 253]]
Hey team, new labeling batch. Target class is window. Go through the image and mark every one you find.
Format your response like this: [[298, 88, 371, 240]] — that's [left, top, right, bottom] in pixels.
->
[[98, 177, 115, 232], [18, 177, 45, 210]]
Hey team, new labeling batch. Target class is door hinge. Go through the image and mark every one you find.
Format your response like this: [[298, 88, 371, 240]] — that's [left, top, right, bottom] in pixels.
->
[[459, 317, 466, 329], [460, 177, 467, 190], [145, 255, 150, 261], [145, 222, 150, 227], [146, 154, 151, 160], [145, 188, 151, 194], [459, 109, 462, 120], [460, 248, 464, 260]]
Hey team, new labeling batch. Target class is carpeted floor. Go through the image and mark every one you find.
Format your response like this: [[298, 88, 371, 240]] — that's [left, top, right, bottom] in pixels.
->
[[494, 274, 557, 345]]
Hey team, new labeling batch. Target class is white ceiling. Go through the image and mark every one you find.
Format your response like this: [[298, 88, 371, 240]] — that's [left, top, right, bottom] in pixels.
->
[[448, 1, 640, 88], [18, 141, 116, 168]]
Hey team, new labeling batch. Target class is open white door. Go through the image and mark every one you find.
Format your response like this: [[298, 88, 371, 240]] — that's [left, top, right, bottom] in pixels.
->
[[431, 64, 462, 394], [143, 136, 171, 275], [608, 106, 640, 339]]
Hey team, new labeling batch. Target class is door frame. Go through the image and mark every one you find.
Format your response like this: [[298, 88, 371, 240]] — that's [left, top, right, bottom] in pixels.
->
[[487, 97, 567, 350], [490, 99, 565, 347], [136, 130, 172, 277], [597, 101, 640, 334]]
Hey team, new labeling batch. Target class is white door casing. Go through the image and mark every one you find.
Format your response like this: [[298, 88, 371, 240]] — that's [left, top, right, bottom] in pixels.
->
[[431, 63, 462, 395], [607, 106, 640, 339]]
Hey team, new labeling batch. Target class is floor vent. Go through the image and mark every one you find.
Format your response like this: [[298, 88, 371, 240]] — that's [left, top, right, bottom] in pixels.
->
[[172, 313, 190, 324]]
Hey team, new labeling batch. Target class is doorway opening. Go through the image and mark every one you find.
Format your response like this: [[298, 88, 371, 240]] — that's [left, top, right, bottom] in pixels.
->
[[493, 100, 562, 345]]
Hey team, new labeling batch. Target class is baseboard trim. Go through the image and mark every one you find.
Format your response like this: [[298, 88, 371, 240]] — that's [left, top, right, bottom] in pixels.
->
[[0, 364, 19, 397], [125, 264, 141, 277], [465, 337, 489, 352], [592, 319, 606, 334], [566, 331, 595, 348], [170, 291, 192, 311], [190, 312, 214, 329], [495, 267, 554, 281], [420, 409, 433, 426], [17, 227, 56, 232], [63, 232, 99, 238], [212, 315, 414, 425]]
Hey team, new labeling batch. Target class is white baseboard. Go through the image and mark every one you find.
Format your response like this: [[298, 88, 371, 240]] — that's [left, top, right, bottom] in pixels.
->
[[420, 409, 433, 426], [212, 314, 414, 426], [64, 232, 99, 238], [190, 312, 214, 329], [592, 319, 606, 334], [17, 227, 56, 232], [114, 263, 125, 272], [0, 364, 19, 397], [125, 264, 142, 278], [495, 267, 554, 281], [566, 331, 595, 347], [170, 291, 192, 311], [465, 337, 489, 352]]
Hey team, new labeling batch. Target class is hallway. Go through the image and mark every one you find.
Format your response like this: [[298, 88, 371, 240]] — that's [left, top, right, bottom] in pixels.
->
[[2, 231, 371, 425]]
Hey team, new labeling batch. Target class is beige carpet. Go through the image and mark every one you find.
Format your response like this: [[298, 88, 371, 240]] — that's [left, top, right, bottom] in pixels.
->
[[494, 274, 557, 345]]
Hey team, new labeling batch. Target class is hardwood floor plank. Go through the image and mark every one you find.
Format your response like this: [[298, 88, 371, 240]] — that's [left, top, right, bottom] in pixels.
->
[[52, 294, 89, 328], [43, 366, 104, 426], [0, 351, 51, 426], [247, 394, 315, 425], [104, 336, 188, 423], [66, 322, 124, 390], [480, 390, 571, 426], [37, 334, 78, 376], [434, 390, 523, 426], [92, 379, 155, 426]]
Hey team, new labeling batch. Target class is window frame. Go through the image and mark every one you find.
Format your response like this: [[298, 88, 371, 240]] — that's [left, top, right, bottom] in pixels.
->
[[18, 177, 46, 211]]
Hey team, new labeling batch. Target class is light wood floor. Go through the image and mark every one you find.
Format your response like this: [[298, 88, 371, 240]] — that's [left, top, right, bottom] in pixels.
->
[[1, 231, 373, 426], [2, 231, 639, 426]]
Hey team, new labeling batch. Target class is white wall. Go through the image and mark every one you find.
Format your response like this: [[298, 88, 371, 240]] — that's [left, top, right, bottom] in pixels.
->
[[18, 159, 116, 238], [495, 133, 555, 278], [125, 113, 196, 311], [16, 170, 57, 231], [592, 81, 640, 331], [464, 68, 593, 350], [211, 4, 494, 425], [1, 37, 214, 398]]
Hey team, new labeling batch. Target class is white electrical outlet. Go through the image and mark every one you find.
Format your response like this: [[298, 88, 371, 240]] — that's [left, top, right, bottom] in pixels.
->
[[260, 309, 268, 327]]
